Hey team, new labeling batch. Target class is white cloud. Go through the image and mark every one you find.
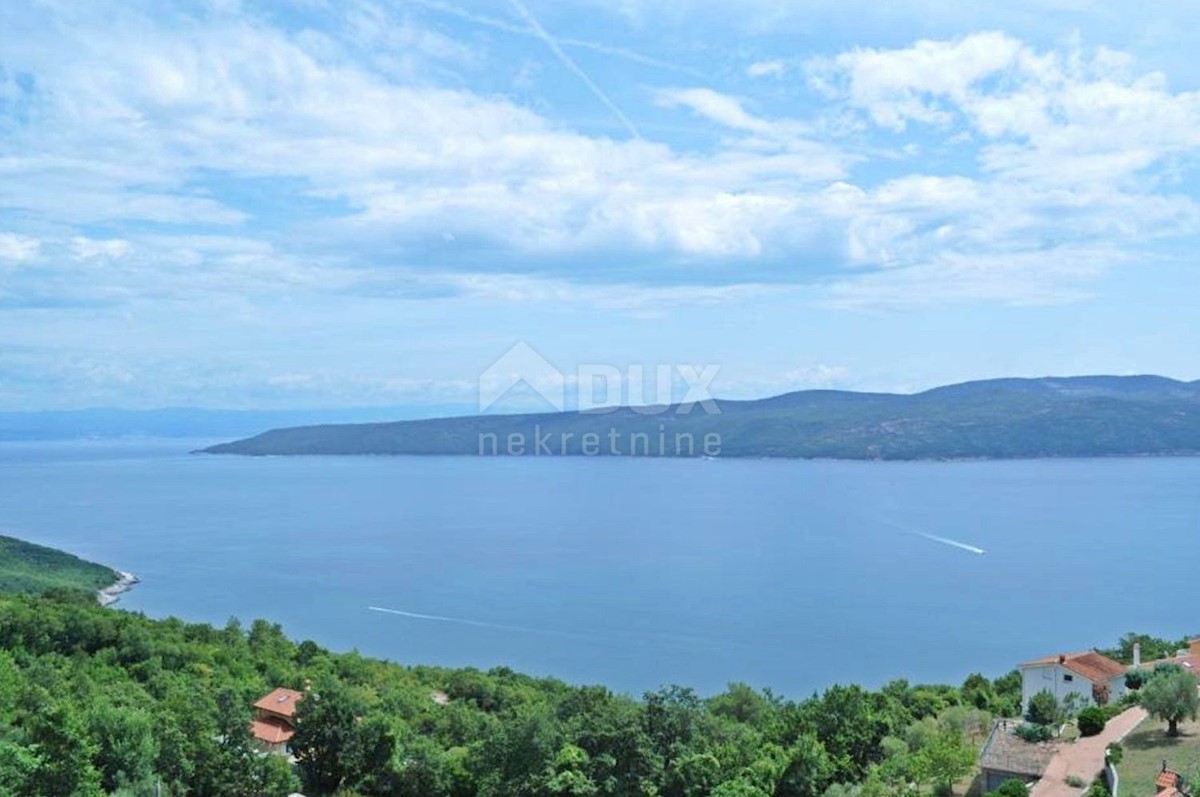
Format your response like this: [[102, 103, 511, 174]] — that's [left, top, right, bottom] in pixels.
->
[[656, 87, 772, 133], [747, 59, 787, 79], [809, 32, 1028, 131], [71, 237, 132, 261], [809, 32, 1200, 187], [0, 3, 850, 271], [0, 3, 1198, 318], [825, 244, 1113, 308], [429, 272, 784, 311], [0, 233, 40, 263]]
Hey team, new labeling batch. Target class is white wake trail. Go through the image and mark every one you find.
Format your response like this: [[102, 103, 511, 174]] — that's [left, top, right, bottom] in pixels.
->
[[875, 518, 987, 555], [913, 531, 987, 556], [368, 606, 581, 638]]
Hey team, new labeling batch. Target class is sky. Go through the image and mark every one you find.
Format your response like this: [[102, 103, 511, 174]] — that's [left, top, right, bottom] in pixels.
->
[[2, 0, 1200, 412]]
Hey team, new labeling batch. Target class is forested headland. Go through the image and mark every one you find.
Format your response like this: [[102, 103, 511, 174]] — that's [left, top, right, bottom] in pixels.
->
[[0, 533, 118, 596]]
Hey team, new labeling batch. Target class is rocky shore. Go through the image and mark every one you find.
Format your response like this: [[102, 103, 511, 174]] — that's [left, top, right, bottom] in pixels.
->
[[98, 571, 139, 606]]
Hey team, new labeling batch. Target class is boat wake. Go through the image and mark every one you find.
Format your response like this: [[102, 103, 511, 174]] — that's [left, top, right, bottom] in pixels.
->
[[912, 531, 986, 556], [875, 518, 987, 555], [367, 606, 580, 638]]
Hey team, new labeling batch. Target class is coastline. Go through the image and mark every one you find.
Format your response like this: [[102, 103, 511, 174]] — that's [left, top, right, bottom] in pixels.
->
[[98, 571, 139, 607]]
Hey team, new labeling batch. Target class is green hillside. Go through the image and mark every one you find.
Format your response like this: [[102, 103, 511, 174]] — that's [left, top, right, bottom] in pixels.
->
[[0, 534, 118, 596], [0, 588, 1022, 797], [204, 374, 1200, 460]]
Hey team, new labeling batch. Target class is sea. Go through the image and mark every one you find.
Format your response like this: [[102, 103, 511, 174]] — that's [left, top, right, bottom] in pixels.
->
[[1, 438, 1195, 698]]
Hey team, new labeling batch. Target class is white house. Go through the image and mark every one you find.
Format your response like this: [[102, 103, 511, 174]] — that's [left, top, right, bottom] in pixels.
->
[[1020, 651, 1127, 713]]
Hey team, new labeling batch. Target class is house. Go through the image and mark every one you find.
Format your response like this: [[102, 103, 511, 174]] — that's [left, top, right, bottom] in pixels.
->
[[978, 719, 1057, 793], [1020, 650, 1127, 713], [1142, 638, 1200, 676], [1157, 762, 1184, 797], [251, 687, 304, 753]]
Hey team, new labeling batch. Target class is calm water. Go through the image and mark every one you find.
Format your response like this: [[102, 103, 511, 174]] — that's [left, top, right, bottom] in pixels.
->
[[1, 439, 1196, 697]]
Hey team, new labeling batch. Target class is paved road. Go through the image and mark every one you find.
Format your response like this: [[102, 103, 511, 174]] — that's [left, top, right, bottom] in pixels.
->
[[1031, 707, 1148, 797]]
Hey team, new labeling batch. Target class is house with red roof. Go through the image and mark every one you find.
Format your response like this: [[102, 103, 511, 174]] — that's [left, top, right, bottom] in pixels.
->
[[1142, 638, 1200, 676], [1157, 762, 1185, 797], [251, 687, 304, 754], [1019, 650, 1127, 714]]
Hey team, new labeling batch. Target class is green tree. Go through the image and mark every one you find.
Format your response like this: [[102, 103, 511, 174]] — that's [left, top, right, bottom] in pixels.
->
[[1025, 691, 1061, 727], [22, 698, 104, 797], [540, 744, 600, 797], [0, 739, 40, 795], [961, 674, 996, 712], [710, 682, 773, 726], [805, 685, 889, 782], [291, 681, 363, 793], [985, 778, 1030, 797], [774, 734, 835, 797], [86, 702, 159, 793], [914, 730, 975, 795], [668, 751, 721, 797], [713, 778, 772, 797], [1139, 668, 1199, 736], [991, 671, 1023, 717], [470, 702, 560, 797], [642, 685, 702, 779], [1100, 633, 1188, 665]]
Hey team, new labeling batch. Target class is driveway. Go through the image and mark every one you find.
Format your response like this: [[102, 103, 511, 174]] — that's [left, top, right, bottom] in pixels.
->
[[1031, 707, 1148, 797]]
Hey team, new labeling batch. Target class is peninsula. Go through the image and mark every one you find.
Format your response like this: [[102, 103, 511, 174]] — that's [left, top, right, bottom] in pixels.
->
[[203, 374, 1200, 460], [0, 533, 134, 604]]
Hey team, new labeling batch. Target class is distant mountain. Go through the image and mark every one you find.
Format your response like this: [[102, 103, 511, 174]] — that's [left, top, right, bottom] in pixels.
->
[[0, 405, 473, 441], [202, 375, 1200, 460]]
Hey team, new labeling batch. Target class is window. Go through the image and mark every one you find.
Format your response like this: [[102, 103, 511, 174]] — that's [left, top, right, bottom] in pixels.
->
[[1063, 674, 1074, 682]]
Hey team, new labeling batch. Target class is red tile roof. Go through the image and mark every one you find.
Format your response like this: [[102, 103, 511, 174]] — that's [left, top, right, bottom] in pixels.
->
[[1142, 639, 1200, 675], [1021, 651, 1126, 683], [251, 715, 296, 746], [253, 687, 304, 718], [1157, 770, 1181, 790]]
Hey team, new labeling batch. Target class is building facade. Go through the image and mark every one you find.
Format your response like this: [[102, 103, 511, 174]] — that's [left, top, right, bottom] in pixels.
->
[[1020, 651, 1127, 714]]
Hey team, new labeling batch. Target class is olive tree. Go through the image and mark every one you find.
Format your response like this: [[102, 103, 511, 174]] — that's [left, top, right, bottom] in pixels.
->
[[1140, 668, 1199, 736]]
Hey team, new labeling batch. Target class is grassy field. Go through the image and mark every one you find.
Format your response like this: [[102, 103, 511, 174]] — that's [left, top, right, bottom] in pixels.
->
[[0, 534, 118, 595], [1118, 716, 1200, 794]]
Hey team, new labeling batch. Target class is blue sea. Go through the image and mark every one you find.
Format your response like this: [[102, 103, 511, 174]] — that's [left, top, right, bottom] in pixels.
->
[[1, 439, 1196, 697]]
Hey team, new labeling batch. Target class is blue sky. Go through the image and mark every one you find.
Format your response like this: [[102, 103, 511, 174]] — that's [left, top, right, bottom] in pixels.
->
[[2, 0, 1200, 411]]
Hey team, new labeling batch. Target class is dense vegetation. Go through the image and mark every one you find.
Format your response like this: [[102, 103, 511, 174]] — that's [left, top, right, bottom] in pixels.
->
[[0, 590, 1022, 797], [204, 375, 1200, 460], [0, 538, 1180, 796], [1098, 632, 1193, 665], [0, 534, 117, 595]]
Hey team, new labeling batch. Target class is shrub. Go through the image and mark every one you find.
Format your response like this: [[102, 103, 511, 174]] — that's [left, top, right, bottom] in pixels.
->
[[1125, 669, 1147, 690], [1015, 723, 1054, 743], [986, 778, 1030, 797], [1106, 743, 1123, 765], [1078, 707, 1106, 737]]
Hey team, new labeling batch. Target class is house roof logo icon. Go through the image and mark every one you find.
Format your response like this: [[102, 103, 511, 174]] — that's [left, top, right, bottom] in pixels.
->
[[478, 342, 566, 413]]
